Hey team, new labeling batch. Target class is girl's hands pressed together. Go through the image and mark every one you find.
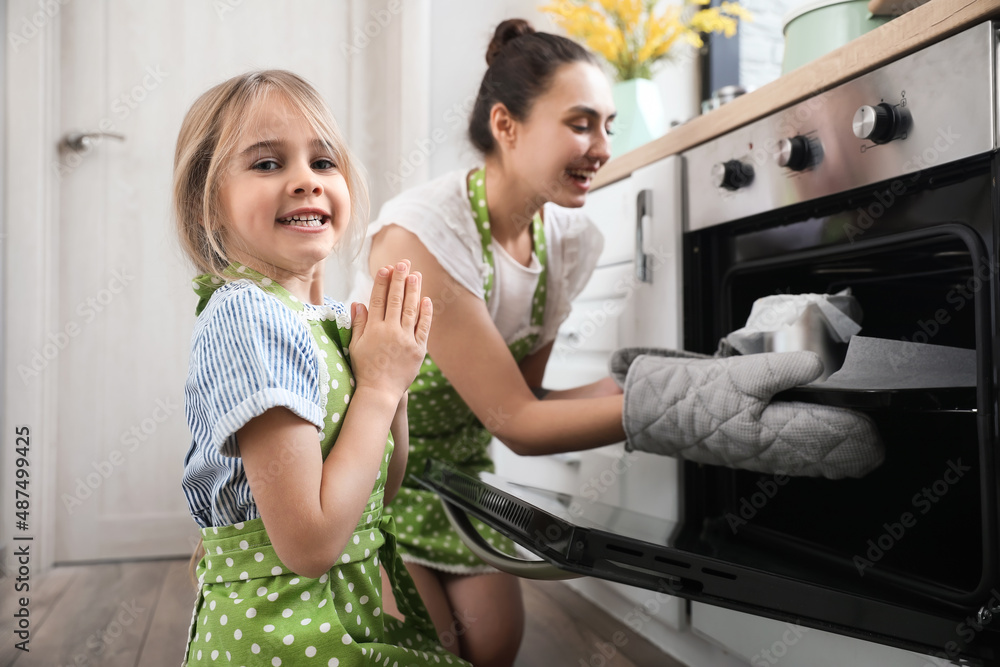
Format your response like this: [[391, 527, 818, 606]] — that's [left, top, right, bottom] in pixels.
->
[[237, 260, 430, 579], [350, 260, 433, 404]]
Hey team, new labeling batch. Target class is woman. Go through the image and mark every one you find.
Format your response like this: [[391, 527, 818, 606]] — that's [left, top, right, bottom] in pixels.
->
[[351, 18, 623, 666]]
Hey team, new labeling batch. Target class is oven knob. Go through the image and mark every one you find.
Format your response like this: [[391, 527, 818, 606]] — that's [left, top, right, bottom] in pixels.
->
[[853, 103, 904, 144], [711, 160, 755, 190], [776, 136, 812, 171]]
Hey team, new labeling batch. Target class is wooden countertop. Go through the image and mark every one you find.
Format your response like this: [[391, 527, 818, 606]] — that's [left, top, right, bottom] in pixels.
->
[[593, 0, 1000, 190]]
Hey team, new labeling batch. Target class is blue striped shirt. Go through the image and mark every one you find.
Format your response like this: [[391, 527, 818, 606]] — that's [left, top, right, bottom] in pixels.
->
[[181, 280, 349, 528]]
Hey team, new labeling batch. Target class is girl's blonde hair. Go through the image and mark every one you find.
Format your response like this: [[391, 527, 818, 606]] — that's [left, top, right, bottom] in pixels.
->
[[173, 70, 369, 277]]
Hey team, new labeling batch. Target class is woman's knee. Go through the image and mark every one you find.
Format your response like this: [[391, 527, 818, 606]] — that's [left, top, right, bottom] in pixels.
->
[[459, 616, 523, 667], [444, 573, 524, 666]]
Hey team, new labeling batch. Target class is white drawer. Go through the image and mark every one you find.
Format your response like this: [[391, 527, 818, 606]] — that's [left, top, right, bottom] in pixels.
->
[[554, 297, 625, 354], [543, 349, 611, 389], [583, 180, 635, 267], [575, 263, 636, 302]]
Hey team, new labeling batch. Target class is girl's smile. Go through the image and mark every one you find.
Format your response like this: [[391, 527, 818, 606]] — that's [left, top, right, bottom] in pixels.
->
[[276, 207, 331, 229]]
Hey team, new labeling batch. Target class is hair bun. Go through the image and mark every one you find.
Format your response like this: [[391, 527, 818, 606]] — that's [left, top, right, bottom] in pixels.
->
[[486, 18, 535, 67]]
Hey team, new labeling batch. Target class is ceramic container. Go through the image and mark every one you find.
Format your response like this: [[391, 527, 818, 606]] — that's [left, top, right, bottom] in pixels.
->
[[782, 0, 890, 74]]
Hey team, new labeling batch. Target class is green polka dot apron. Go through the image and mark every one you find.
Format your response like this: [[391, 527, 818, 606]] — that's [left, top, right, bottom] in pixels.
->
[[184, 263, 467, 667], [388, 167, 548, 573]]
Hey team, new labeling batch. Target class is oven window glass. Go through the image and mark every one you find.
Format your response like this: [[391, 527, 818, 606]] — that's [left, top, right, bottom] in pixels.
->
[[707, 216, 991, 601]]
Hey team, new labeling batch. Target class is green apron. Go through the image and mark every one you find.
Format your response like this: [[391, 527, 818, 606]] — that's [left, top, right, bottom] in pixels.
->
[[184, 263, 466, 666], [387, 167, 548, 572]]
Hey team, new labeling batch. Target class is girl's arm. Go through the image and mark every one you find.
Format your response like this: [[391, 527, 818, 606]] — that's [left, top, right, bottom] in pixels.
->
[[239, 263, 431, 579], [370, 226, 625, 456], [385, 392, 409, 504]]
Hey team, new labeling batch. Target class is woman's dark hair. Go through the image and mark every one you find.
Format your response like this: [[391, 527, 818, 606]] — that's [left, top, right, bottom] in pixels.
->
[[468, 18, 598, 155]]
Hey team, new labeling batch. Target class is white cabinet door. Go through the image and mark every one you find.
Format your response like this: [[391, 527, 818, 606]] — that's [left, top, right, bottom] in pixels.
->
[[625, 156, 684, 350]]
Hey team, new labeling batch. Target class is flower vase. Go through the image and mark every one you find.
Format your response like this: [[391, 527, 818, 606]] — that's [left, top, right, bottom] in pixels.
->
[[611, 78, 666, 157]]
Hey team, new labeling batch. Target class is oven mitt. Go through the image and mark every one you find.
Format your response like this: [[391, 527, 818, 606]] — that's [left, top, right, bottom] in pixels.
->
[[610, 347, 885, 479]]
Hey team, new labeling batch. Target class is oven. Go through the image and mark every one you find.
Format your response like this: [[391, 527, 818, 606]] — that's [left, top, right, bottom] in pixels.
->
[[418, 19, 1000, 666]]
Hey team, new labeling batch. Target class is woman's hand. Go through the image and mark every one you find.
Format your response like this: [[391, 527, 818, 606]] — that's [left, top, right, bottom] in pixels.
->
[[349, 260, 433, 404]]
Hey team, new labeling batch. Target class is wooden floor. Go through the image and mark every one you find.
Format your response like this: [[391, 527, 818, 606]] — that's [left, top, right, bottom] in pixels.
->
[[0, 559, 684, 666]]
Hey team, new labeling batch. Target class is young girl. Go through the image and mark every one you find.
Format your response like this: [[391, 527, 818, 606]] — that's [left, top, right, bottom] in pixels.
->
[[351, 19, 623, 667], [176, 70, 467, 666]]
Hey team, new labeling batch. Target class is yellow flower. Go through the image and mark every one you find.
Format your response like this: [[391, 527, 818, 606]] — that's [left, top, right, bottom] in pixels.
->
[[540, 0, 750, 81], [720, 2, 754, 21]]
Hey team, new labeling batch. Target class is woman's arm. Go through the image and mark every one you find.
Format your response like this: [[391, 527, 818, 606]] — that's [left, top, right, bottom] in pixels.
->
[[239, 264, 431, 578], [518, 342, 623, 400], [542, 378, 623, 400], [370, 226, 625, 456], [385, 392, 409, 504]]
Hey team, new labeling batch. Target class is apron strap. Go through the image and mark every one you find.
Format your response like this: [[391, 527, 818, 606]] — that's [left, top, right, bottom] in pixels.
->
[[467, 167, 549, 327], [378, 514, 439, 638]]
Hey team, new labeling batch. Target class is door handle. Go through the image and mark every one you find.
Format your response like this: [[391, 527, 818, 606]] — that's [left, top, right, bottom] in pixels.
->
[[60, 131, 126, 153], [439, 499, 582, 580]]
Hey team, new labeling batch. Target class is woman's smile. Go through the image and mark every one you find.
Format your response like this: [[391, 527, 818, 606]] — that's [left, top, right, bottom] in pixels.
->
[[564, 166, 598, 191]]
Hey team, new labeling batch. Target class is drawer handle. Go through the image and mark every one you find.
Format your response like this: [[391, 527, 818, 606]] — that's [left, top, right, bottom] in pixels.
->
[[558, 330, 582, 344], [636, 189, 652, 284]]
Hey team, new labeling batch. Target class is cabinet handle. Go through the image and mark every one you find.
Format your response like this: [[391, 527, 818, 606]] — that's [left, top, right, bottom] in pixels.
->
[[635, 189, 652, 284], [557, 329, 582, 344]]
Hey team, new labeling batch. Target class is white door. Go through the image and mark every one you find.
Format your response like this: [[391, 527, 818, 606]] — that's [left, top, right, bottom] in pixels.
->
[[48, 0, 354, 562]]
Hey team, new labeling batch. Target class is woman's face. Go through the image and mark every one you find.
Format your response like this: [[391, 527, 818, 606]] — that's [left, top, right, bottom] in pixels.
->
[[504, 61, 615, 208], [219, 95, 351, 278]]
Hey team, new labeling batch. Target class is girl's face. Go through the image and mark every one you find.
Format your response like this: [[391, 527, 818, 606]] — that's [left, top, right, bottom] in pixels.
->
[[505, 62, 615, 208], [219, 95, 350, 278]]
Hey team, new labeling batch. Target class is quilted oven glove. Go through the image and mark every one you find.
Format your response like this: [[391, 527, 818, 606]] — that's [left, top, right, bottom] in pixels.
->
[[610, 348, 885, 479]]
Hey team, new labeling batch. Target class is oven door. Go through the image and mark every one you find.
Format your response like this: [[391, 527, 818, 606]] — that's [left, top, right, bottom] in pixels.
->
[[417, 459, 997, 662]]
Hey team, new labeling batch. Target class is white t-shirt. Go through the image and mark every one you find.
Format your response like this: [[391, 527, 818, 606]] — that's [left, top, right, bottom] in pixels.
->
[[490, 240, 543, 342], [349, 169, 604, 354]]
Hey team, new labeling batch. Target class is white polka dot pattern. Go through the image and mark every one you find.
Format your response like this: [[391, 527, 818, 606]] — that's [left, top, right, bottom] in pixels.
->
[[383, 169, 539, 573], [184, 264, 463, 666]]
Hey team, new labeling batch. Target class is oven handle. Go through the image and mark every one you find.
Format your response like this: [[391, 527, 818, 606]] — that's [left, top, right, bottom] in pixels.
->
[[439, 499, 583, 580], [635, 189, 652, 283]]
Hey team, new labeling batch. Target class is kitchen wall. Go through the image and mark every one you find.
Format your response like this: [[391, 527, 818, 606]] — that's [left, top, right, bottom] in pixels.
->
[[418, 0, 701, 184], [739, 0, 812, 91]]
